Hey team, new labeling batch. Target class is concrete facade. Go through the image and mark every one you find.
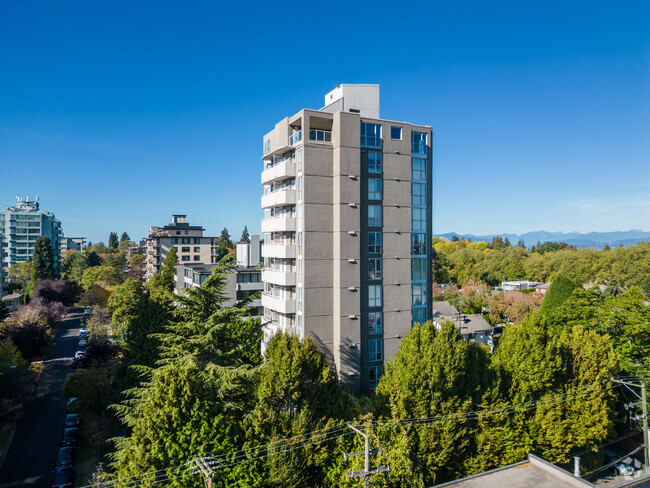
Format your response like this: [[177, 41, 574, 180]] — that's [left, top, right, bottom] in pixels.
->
[[61, 237, 87, 252], [0, 197, 63, 275], [261, 85, 432, 395], [144, 215, 218, 280]]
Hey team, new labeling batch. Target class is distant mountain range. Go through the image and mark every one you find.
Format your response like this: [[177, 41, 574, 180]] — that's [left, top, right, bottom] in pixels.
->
[[436, 230, 650, 249]]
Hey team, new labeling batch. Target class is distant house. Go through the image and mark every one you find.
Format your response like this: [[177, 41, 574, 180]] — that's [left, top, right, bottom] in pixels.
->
[[534, 282, 552, 296], [2, 292, 22, 313], [431, 301, 494, 347], [501, 280, 543, 291]]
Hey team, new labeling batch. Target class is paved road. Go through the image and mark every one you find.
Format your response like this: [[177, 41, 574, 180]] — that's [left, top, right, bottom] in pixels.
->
[[0, 307, 82, 488]]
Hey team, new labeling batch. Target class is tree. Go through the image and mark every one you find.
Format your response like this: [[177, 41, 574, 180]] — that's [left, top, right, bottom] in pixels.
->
[[61, 251, 88, 283], [373, 321, 492, 486], [108, 232, 119, 252], [120, 232, 130, 243], [64, 367, 115, 415], [0, 300, 9, 322], [86, 250, 102, 267], [0, 338, 34, 423], [125, 254, 146, 284], [0, 307, 52, 361], [451, 235, 460, 242], [517, 238, 526, 248], [81, 266, 123, 291], [32, 235, 56, 282], [539, 274, 580, 319], [641, 277, 650, 297], [240, 226, 250, 243], [8, 261, 32, 290], [32, 279, 78, 306], [147, 247, 178, 296], [109, 279, 146, 326]]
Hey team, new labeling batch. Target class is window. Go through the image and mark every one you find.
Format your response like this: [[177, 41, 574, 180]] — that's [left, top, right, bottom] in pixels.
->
[[182, 238, 190, 244], [369, 365, 383, 390], [412, 283, 427, 306], [297, 176, 302, 201], [194, 247, 200, 253], [411, 183, 426, 207], [264, 138, 271, 155], [182, 255, 190, 262], [368, 205, 382, 227], [367, 151, 382, 174], [411, 208, 426, 232], [369, 232, 382, 254], [360, 123, 382, 149], [369, 339, 383, 362], [182, 247, 190, 253], [368, 178, 382, 201], [412, 131, 427, 154], [369, 311, 383, 334], [369, 285, 382, 307], [391, 126, 402, 140], [194, 238, 200, 244], [411, 234, 427, 255], [369, 258, 382, 280], [171, 238, 178, 244], [411, 258, 427, 281], [184, 231, 188, 235], [412, 308, 427, 326], [412, 157, 426, 182], [297, 148, 303, 173], [194, 255, 200, 261], [176, 231, 181, 235]]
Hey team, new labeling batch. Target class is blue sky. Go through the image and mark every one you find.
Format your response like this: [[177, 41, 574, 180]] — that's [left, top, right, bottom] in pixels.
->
[[1, 0, 648, 243]]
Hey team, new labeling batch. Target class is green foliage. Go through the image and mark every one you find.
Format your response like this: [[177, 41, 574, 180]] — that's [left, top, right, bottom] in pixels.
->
[[147, 247, 177, 296], [373, 322, 492, 486], [530, 241, 576, 254], [0, 307, 52, 361], [8, 260, 32, 290], [64, 367, 115, 415], [109, 279, 146, 326], [32, 235, 56, 282], [81, 265, 123, 291], [240, 225, 250, 242], [539, 274, 580, 318], [0, 300, 9, 322], [120, 232, 130, 242], [61, 251, 88, 283], [641, 276, 650, 297], [108, 232, 119, 252], [0, 338, 34, 423], [87, 250, 103, 267]]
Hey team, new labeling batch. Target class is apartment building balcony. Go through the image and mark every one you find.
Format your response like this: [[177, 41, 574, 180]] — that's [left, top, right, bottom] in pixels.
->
[[261, 293, 296, 314], [261, 243, 296, 259], [261, 160, 296, 185], [308, 129, 332, 143], [289, 130, 302, 146], [262, 268, 296, 286], [261, 189, 296, 209], [237, 281, 263, 291], [261, 215, 296, 233]]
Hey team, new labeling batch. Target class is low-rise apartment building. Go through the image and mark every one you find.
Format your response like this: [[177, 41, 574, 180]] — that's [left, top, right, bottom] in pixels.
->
[[61, 237, 87, 252]]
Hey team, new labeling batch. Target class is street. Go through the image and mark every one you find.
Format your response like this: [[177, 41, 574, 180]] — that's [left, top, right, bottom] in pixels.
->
[[0, 307, 82, 488]]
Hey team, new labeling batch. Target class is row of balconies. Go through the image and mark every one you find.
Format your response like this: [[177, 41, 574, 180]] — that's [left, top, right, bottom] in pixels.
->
[[261, 293, 296, 314]]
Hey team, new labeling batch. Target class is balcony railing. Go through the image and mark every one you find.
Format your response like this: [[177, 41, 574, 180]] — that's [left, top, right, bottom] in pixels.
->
[[289, 131, 302, 145], [309, 129, 332, 142]]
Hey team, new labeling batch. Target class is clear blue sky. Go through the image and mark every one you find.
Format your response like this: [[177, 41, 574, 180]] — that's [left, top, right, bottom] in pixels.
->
[[1, 0, 648, 243]]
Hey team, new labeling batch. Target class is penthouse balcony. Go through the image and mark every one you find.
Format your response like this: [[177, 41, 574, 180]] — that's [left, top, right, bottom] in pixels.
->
[[261, 189, 296, 209], [261, 293, 296, 314], [262, 268, 296, 286], [261, 160, 295, 185], [261, 215, 295, 233], [261, 243, 296, 259]]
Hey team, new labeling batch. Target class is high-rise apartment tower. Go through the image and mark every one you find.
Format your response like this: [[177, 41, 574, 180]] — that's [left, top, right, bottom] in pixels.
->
[[260, 85, 432, 395]]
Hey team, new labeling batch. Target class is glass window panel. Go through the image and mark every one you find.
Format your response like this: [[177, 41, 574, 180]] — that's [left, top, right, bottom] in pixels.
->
[[369, 258, 382, 280], [368, 151, 382, 174], [412, 283, 427, 306], [411, 131, 427, 154], [412, 157, 427, 182], [369, 285, 382, 307], [369, 311, 383, 334], [412, 307, 427, 326], [411, 183, 426, 207], [411, 257, 426, 281], [369, 232, 382, 254], [369, 205, 382, 227], [391, 126, 402, 140], [368, 179, 382, 200]]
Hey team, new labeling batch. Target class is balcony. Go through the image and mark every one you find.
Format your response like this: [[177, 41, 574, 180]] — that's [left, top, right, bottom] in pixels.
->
[[261, 160, 296, 185], [289, 131, 302, 145], [308, 129, 332, 143], [261, 189, 296, 209], [262, 243, 296, 259], [261, 215, 296, 233], [262, 293, 296, 314], [262, 268, 296, 286]]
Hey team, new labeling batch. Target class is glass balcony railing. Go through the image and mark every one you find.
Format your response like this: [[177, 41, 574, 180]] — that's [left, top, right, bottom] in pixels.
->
[[289, 131, 302, 145], [309, 129, 332, 142]]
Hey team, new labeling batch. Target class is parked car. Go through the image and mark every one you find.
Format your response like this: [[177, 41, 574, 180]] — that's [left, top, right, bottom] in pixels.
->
[[76, 346, 86, 356], [78, 339, 87, 348], [79, 329, 87, 338], [71, 356, 86, 369], [65, 397, 79, 413], [55, 446, 75, 468], [604, 450, 635, 476], [51, 466, 74, 488], [64, 414, 80, 428], [60, 428, 78, 446]]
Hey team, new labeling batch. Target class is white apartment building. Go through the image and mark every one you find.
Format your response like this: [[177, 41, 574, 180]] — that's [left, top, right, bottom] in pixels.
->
[[261, 84, 433, 395]]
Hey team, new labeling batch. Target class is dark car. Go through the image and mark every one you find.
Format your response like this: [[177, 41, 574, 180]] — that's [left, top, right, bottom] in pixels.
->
[[65, 397, 79, 413], [64, 414, 80, 428], [71, 356, 86, 369], [51, 466, 73, 487], [60, 428, 78, 446], [55, 446, 75, 468]]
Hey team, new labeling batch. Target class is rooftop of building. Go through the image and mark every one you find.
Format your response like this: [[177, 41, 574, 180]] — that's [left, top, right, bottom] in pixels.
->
[[432, 454, 596, 488], [431, 300, 460, 317]]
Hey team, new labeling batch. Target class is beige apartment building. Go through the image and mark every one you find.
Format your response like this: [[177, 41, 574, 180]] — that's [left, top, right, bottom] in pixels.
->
[[145, 215, 218, 280], [261, 84, 432, 395]]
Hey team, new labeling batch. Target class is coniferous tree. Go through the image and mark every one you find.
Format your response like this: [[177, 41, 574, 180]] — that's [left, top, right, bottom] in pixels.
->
[[108, 232, 119, 252], [240, 226, 250, 243], [86, 250, 102, 268], [120, 232, 130, 243], [32, 236, 55, 282]]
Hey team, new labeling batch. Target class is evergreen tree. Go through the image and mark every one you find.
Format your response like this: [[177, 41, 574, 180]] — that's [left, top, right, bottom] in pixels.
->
[[240, 226, 250, 243], [120, 232, 130, 243], [217, 228, 233, 248], [108, 232, 119, 252], [539, 274, 580, 318], [86, 250, 102, 267], [32, 235, 55, 282]]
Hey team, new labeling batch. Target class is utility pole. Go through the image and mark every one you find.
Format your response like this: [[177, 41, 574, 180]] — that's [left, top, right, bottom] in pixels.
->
[[192, 456, 214, 488], [610, 378, 649, 474], [345, 424, 389, 487]]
